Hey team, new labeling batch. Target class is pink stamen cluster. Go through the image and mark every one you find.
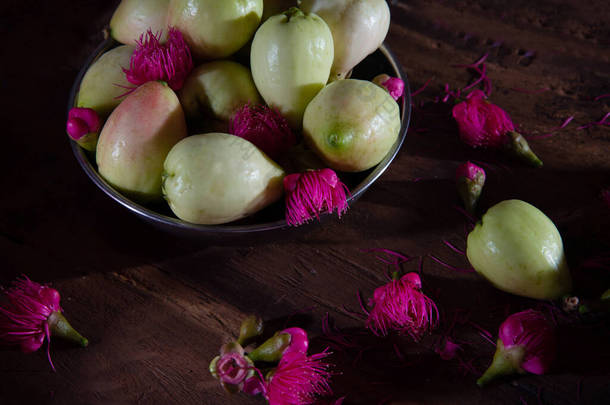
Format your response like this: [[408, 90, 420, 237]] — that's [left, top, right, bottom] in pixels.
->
[[0, 277, 61, 369], [123, 27, 193, 91], [265, 350, 333, 405], [229, 104, 296, 160], [66, 107, 100, 141], [284, 169, 349, 227], [452, 89, 516, 148], [366, 272, 439, 341]]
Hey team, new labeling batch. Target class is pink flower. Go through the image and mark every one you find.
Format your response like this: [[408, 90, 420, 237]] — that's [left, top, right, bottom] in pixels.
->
[[366, 272, 439, 341], [456, 161, 486, 214], [123, 27, 193, 91], [66, 107, 100, 141], [373, 74, 405, 101], [229, 104, 296, 160], [265, 350, 333, 405], [0, 276, 88, 370], [477, 309, 556, 386], [284, 169, 350, 227], [452, 90, 514, 148], [452, 90, 543, 167]]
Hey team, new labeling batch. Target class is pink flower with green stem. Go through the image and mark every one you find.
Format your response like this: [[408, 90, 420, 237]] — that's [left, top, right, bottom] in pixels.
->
[[0, 276, 88, 371], [477, 309, 556, 386], [456, 161, 486, 214], [452, 90, 543, 167]]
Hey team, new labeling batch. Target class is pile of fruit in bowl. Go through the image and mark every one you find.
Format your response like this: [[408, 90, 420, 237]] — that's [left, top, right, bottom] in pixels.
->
[[67, 0, 410, 232]]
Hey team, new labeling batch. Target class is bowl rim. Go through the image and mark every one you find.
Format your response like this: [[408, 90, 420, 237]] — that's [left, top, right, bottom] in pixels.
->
[[67, 38, 412, 234]]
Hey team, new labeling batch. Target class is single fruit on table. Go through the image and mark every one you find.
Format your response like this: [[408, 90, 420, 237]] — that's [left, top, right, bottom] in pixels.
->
[[179, 61, 261, 123], [96, 81, 187, 202], [76, 45, 134, 118], [466, 200, 572, 300], [109, 0, 170, 45], [251, 7, 334, 129], [162, 133, 285, 225], [303, 79, 401, 172], [300, 0, 390, 81], [168, 0, 263, 60]]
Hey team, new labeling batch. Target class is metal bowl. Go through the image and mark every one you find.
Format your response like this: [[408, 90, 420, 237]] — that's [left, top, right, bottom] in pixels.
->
[[68, 38, 411, 238]]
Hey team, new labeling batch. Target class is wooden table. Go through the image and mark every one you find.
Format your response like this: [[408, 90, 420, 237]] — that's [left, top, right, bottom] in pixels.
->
[[1, 0, 609, 404]]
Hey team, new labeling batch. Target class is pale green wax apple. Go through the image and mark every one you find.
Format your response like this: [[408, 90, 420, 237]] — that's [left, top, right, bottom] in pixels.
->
[[96, 81, 187, 202], [168, 0, 263, 60], [162, 133, 285, 224], [109, 0, 170, 45], [467, 200, 573, 300], [300, 0, 390, 81], [251, 7, 334, 129], [76, 45, 134, 118], [178, 61, 261, 122], [303, 79, 400, 172]]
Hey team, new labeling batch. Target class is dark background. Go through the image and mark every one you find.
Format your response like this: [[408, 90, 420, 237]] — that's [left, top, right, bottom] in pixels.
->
[[1, 0, 609, 404]]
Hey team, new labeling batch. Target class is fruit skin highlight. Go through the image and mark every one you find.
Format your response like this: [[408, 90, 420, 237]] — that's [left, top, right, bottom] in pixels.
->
[[162, 133, 285, 225], [179, 61, 261, 122], [303, 79, 400, 172], [109, 0, 170, 45], [76, 45, 134, 118], [96, 81, 187, 202], [168, 0, 263, 60], [300, 0, 390, 81], [251, 7, 334, 129], [466, 199, 572, 300]]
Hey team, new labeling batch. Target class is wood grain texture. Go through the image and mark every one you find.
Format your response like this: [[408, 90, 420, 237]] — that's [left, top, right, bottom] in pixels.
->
[[0, 0, 609, 404]]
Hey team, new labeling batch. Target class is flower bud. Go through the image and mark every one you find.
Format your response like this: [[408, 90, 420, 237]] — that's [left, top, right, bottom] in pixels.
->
[[372, 74, 405, 101], [247, 332, 292, 363], [456, 161, 486, 214], [237, 315, 264, 346]]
